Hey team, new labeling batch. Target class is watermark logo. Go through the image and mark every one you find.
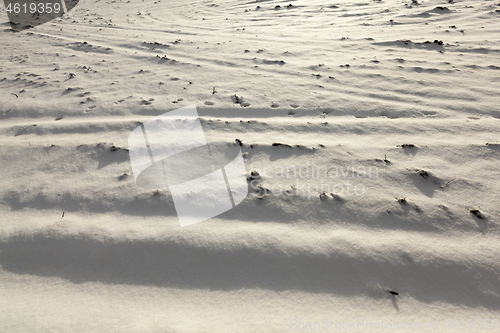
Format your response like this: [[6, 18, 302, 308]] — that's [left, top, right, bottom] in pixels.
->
[[3, 0, 79, 32], [248, 161, 379, 200], [128, 105, 248, 227]]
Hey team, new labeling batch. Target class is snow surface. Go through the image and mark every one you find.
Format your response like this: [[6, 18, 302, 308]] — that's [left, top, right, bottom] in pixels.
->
[[0, 0, 500, 331]]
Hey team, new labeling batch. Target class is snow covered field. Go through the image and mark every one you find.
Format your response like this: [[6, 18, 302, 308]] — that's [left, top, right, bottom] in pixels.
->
[[0, 0, 499, 331]]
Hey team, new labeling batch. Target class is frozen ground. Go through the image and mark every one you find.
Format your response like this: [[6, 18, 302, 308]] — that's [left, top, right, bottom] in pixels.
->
[[0, 0, 499, 331]]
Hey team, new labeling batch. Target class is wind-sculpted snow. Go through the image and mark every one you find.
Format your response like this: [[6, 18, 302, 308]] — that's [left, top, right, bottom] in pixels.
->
[[0, 0, 499, 331]]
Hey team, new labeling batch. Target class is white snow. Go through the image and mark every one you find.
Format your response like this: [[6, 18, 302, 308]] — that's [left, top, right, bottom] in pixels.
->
[[1, 0, 499, 331]]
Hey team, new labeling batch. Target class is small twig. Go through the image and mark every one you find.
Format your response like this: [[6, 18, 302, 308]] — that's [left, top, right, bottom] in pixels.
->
[[207, 87, 217, 102], [0, 93, 19, 107], [440, 177, 456, 189]]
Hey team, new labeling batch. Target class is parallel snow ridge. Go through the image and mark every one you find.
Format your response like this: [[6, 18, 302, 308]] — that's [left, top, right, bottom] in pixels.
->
[[1, 226, 499, 310], [0, 117, 498, 231], [1, 0, 500, 331]]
